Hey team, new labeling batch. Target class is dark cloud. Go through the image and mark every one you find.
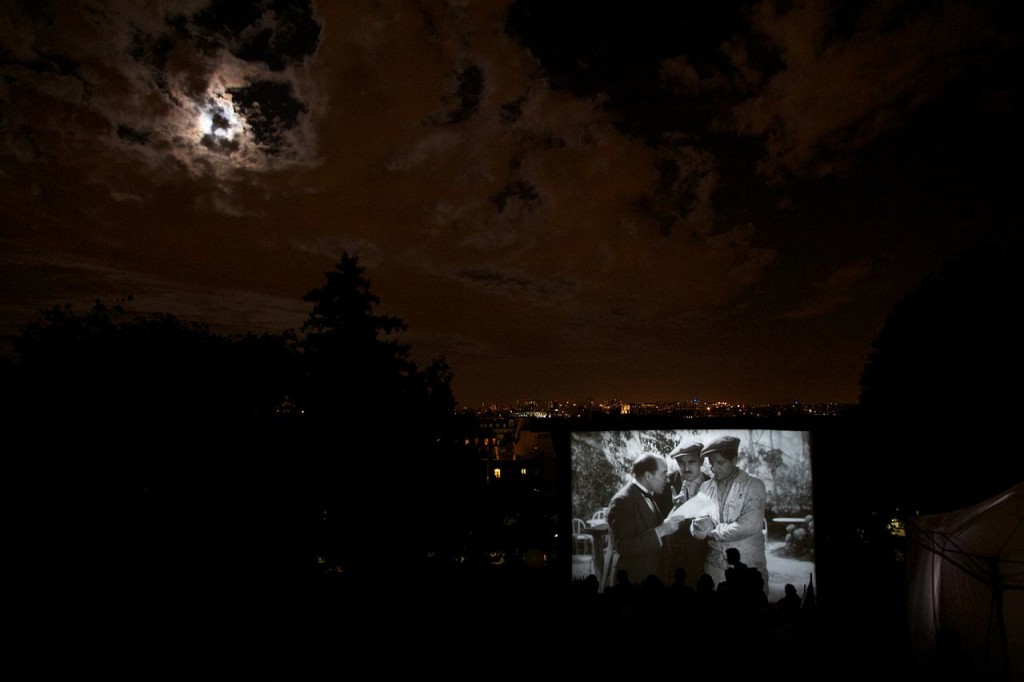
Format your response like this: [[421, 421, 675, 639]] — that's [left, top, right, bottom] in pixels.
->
[[227, 80, 307, 154], [450, 63, 484, 122], [490, 179, 541, 214], [116, 124, 149, 145], [456, 267, 574, 301], [505, 1, 768, 142], [186, 0, 321, 70], [1, 0, 1020, 406]]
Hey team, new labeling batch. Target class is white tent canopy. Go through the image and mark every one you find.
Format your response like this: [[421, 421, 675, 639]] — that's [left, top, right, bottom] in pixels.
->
[[906, 481, 1024, 681]]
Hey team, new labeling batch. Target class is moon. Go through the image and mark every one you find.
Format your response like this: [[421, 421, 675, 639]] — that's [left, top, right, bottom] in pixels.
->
[[197, 91, 245, 153]]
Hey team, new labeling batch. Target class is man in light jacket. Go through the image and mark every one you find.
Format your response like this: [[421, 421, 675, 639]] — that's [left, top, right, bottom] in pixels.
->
[[691, 436, 768, 594]]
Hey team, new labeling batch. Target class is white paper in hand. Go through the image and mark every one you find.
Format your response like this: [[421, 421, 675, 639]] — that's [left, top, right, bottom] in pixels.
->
[[668, 491, 716, 520]]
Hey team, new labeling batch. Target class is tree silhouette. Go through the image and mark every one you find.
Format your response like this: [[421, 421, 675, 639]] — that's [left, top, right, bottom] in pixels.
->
[[290, 252, 461, 582], [858, 240, 1024, 512], [2, 254, 462, 593], [6, 298, 293, 443], [2, 298, 303, 597], [422, 354, 457, 419], [296, 252, 419, 420]]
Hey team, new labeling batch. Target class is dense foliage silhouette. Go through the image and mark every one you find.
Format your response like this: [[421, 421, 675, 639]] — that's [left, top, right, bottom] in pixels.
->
[[3, 254, 461, 598], [858, 240, 1024, 513]]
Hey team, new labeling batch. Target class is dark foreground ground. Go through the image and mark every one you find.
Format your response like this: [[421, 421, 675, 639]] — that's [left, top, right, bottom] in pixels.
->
[[15, 560, 921, 681]]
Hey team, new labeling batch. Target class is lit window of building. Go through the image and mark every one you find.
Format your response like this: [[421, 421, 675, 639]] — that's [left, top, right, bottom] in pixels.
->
[[493, 468, 501, 479]]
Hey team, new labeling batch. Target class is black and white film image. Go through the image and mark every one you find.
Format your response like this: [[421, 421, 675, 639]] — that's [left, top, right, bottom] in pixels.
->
[[570, 428, 816, 602]]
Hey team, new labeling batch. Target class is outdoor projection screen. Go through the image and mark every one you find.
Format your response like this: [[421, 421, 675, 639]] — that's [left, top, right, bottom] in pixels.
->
[[570, 427, 816, 602]]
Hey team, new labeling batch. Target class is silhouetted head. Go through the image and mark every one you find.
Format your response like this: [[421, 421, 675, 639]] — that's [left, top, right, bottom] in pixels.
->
[[935, 626, 961, 649], [696, 573, 715, 592], [642, 574, 664, 590]]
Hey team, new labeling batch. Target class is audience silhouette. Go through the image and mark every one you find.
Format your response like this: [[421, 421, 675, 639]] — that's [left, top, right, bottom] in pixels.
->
[[777, 582, 802, 616], [918, 626, 980, 682]]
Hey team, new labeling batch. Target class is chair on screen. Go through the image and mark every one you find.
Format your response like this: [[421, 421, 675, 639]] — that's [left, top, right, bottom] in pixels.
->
[[573, 518, 594, 556], [572, 518, 596, 578], [591, 508, 607, 522]]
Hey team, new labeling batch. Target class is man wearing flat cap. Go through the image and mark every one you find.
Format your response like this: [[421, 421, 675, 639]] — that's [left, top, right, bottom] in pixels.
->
[[691, 435, 769, 595], [665, 440, 708, 586]]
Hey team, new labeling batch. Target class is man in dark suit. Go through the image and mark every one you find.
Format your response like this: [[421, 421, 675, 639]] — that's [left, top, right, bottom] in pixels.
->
[[665, 440, 709, 587], [607, 453, 684, 585]]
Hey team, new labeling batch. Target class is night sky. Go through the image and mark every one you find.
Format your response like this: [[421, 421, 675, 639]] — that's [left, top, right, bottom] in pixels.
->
[[1, 1, 1020, 407]]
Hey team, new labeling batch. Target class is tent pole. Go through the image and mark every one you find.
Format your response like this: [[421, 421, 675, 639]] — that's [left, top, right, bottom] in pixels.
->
[[988, 557, 1008, 682]]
